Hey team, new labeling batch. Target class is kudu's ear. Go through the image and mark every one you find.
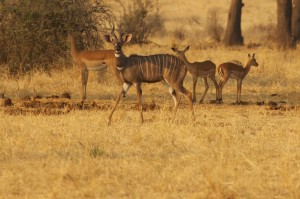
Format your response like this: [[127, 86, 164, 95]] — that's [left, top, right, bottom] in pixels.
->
[[123, 34, 132, 44], [104, 35, 112, 43]]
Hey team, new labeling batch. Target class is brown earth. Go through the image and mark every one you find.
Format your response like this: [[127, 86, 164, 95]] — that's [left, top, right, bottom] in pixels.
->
[[1, 94, 298, 116]]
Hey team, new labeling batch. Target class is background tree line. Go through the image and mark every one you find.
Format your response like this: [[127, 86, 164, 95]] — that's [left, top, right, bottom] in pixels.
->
[[0, 0, 299, 76], [224, 0, 300, 48]]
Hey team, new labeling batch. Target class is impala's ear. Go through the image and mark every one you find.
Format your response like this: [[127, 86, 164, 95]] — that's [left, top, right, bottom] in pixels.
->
[[184, 46, 190, 52], [252, 53, 255, 58], [171, 47, 177, 52], [123, 34, 132, 44], [104, 35, 112, 43], [248, 53, 251, 58]]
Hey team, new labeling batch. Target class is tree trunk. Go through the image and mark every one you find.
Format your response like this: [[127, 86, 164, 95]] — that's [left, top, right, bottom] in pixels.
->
[[277, 0, 293, 48], [223, 0, 244, 46], [292, 0, 300, 42]]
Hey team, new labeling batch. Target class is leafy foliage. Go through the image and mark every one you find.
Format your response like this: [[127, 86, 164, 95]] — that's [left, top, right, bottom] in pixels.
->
[[0, 0, 111, 75], [115, 0, 164, 44], [206, 8, 224, 43]]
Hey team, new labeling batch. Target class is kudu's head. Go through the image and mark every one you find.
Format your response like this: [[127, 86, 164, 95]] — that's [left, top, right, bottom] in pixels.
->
[[104, 29, 132, 57], [171, 46, 190, 60], [247, 53, 259, 67]]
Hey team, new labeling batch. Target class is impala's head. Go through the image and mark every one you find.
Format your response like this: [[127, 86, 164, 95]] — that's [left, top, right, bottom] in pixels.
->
[[104, 30, 132, 57], [248, 53, 258, 67], [171, 46, 190, 58]]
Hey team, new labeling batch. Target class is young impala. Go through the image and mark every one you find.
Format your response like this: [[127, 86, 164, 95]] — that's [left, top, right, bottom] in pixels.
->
[[104, 31, 195, 124], [172, 46, 219, 103], [69, 34, 123, 104], [218, 53, 258, 104]]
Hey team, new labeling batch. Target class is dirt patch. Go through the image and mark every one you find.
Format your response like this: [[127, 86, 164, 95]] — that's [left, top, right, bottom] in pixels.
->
[[0, 96, 163, 116], [0, 96, 298, 116]]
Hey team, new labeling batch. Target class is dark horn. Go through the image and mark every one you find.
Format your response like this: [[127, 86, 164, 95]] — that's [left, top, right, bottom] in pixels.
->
[[109, 23, 117, 41]]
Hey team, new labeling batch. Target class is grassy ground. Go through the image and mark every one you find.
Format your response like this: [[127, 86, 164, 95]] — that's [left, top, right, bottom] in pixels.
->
[[1, 0, 300, 198], [1, 46, 299, 199]]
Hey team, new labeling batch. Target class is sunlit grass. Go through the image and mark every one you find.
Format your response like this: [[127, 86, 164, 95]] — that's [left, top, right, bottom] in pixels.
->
[[1, 0, 300, 198]]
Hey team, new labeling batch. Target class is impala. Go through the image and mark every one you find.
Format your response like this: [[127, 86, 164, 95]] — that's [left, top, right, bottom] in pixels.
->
[[104, 31, 195, 124], [218, 53, 258, 104], [69, 34, 123, 104], [172, 46, 219, 103]]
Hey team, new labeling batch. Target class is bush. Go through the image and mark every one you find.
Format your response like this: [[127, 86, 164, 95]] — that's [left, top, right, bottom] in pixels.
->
[[115, 0, 164, 44], [205, 8, 224, 43], [0, 0, 111, 75]]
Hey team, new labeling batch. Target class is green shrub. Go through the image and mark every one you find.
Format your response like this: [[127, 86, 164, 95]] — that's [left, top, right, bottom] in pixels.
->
[[206, 7, 224, 43], [0, 0, 111, 75], [115, 0, 164, 44]]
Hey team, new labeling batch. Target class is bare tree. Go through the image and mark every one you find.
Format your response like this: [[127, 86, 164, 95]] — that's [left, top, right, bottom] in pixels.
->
[[277, 0, 293, 48], [223, 0, 244, 46], [292, 0, 300, 42]]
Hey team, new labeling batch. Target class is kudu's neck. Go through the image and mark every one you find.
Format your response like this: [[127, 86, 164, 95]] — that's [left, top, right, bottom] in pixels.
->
[[115, 50, 128, 69]]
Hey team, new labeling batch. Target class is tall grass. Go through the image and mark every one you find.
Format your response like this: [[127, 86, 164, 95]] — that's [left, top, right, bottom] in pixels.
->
[[1, 0, 300, 198]]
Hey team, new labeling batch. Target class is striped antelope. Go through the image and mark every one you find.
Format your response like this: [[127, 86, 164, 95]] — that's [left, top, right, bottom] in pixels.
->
[[172, 46, 219, 103], [218, 53, 259, 104], [69, 34, 123, 104], [104, 32, 195, 124]]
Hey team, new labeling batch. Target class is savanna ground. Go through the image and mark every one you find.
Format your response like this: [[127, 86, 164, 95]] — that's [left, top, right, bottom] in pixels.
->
[[1, 0, 300, 198]]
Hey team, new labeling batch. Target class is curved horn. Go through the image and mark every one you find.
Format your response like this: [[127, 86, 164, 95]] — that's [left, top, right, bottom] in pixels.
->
[[111, 23, 118, 41], [119, 27, 125, 42]]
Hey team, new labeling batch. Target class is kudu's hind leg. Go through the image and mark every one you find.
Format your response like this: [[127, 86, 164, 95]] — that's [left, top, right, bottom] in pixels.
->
[[135, 83, 144, 124], [108, 83, 132, 125], [192, 76, 198, 103], [175, 85, 195, 122], [169, 87, 182, 123], [169, 87, 181, 107]]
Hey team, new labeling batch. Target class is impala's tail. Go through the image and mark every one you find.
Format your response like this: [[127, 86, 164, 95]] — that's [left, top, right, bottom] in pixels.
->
[[217, 65, 224, 78]]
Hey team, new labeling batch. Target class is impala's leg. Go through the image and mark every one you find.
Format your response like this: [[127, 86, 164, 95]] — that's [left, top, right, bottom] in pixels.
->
[[135, 82, 144, 124], [192, 76, 198, 103], [236, 79, 242, 104], [81, 68, 89, 105], [210, 75, 219, 101], [108, 83, 132, 125], [199, 77, 209, 104], [218, 76, 229, 102]]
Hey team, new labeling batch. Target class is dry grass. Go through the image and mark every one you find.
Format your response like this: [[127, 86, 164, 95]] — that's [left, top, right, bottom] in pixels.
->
[[1, 0, 300, 198], [1, 46, 300, 199]]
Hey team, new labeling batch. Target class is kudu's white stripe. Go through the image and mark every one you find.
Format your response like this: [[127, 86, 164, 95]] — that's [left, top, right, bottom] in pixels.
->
[[149, 56, 154, 76], [170, 56, 174, 76], [153, 56, 160, 75], [158, 56, 161, 75], [138, 57, 143, 74], [166, 56, 171, 77], [144, 57, 148, 77]]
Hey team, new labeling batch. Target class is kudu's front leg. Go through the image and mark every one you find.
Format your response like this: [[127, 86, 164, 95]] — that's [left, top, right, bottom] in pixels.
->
[[108, 83, 131, 125]]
